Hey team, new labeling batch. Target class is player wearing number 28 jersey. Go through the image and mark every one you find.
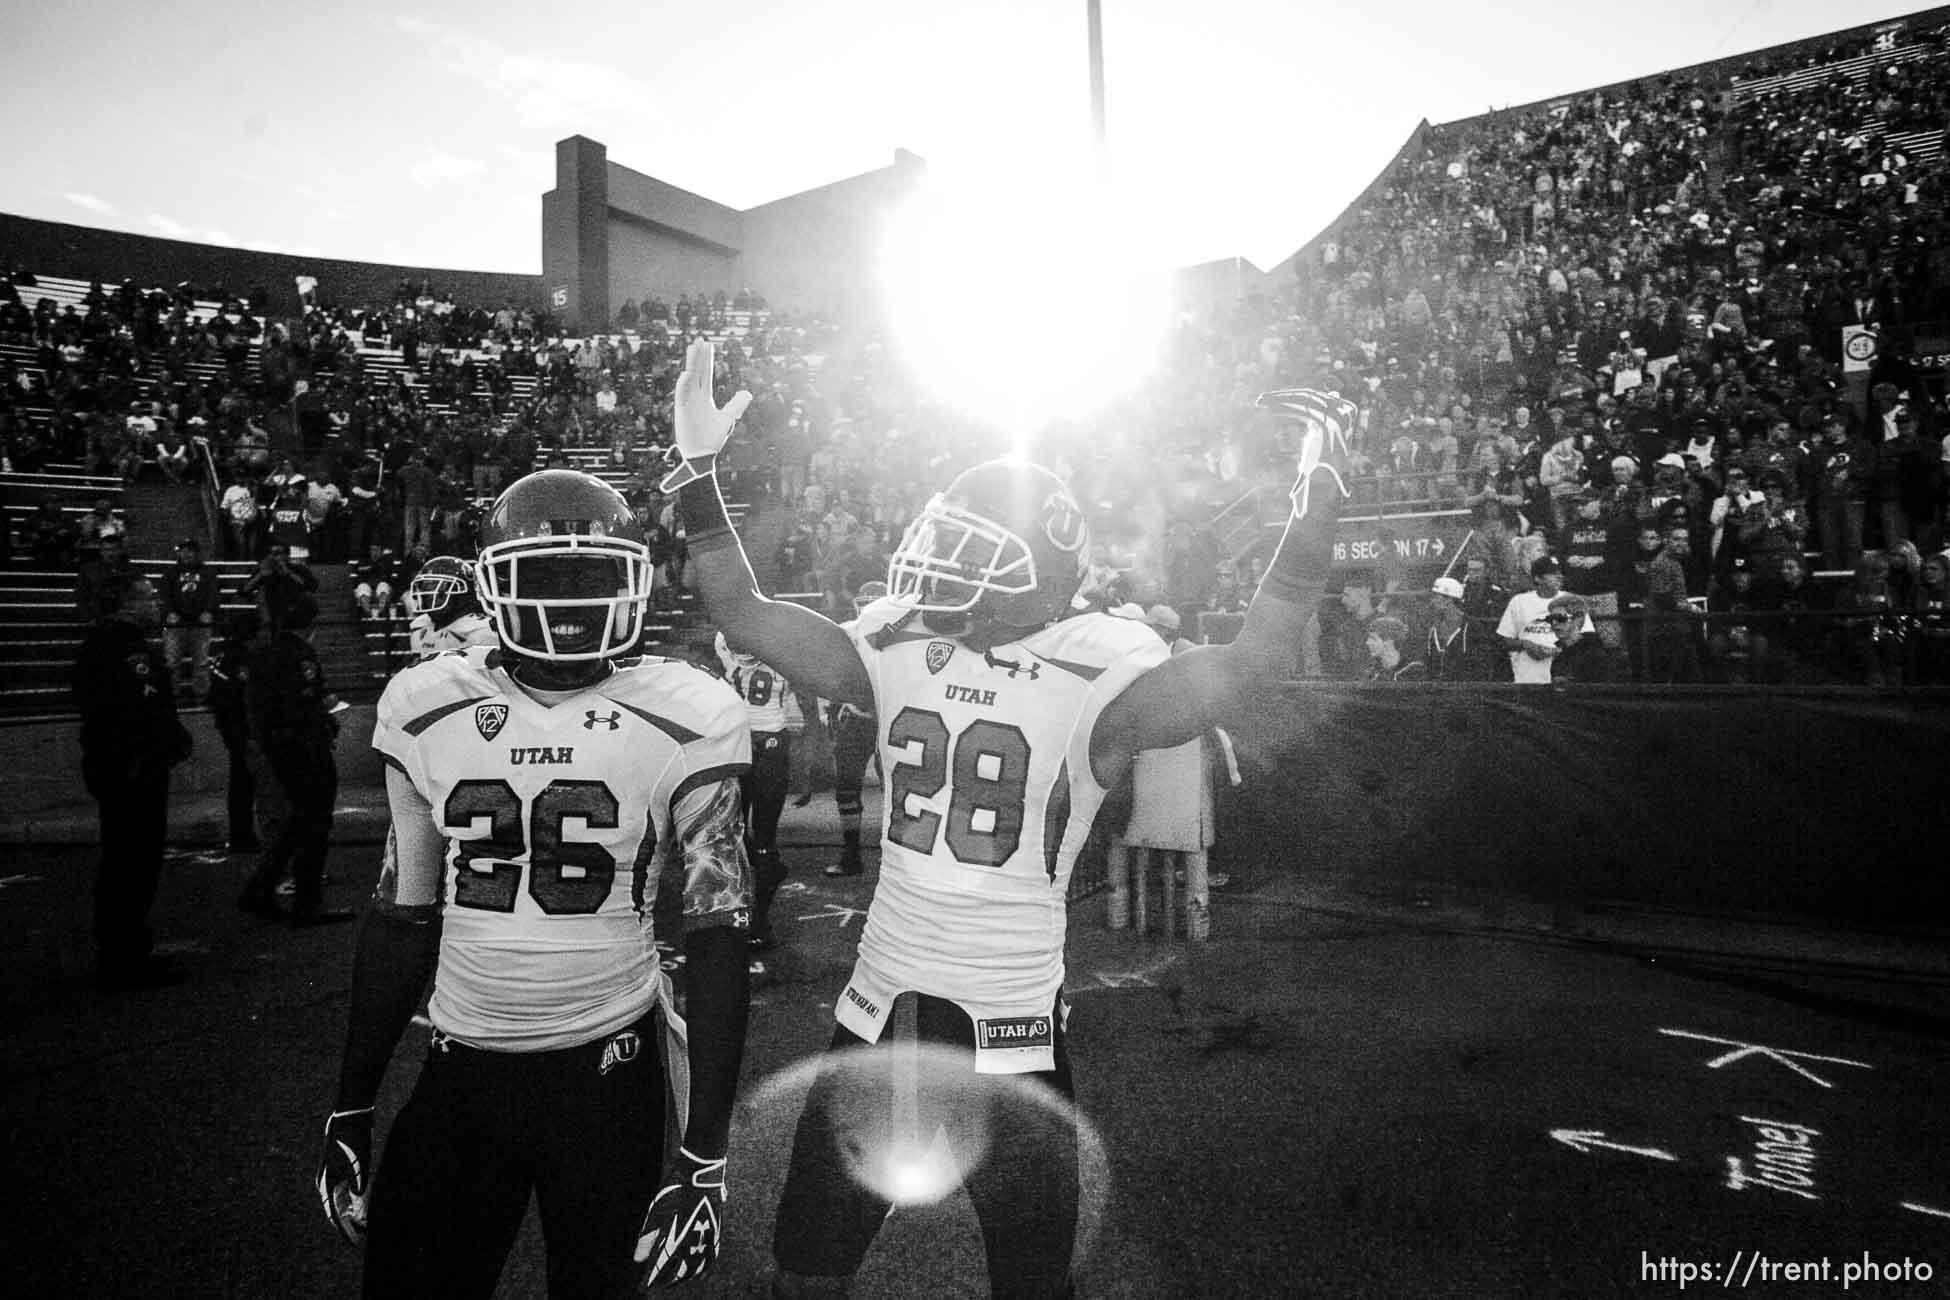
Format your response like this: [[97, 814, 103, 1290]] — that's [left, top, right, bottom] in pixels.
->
[[666, 338, 1355, 1300], [317, 469, 755, 1298]]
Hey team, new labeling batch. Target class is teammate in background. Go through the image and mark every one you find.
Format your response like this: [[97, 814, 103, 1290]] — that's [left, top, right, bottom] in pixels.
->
[[315, 470, 755, 1296], [403, 555, 497, 660], [663, 337, 1350, 1299], [823, 579, 886, 878], [714, 629, 803, 950]]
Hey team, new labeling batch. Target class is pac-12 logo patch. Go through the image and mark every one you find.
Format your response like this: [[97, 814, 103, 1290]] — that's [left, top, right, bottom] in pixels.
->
[[474, 702, 509, 740], [926, 641, 955, 675]]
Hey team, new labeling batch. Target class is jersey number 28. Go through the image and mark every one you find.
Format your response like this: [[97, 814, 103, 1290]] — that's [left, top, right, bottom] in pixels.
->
[[443, 779, 620, 914], [884, 707, 1031, 869]]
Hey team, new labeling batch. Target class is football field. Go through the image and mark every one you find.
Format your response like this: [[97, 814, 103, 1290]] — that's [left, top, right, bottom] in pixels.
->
[[3, 810, 1947, 1298]]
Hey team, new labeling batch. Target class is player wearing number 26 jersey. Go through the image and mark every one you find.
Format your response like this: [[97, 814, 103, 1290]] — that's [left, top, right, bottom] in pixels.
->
[[317, 470, 755, 1298], [670, 340, 1356, 1300]]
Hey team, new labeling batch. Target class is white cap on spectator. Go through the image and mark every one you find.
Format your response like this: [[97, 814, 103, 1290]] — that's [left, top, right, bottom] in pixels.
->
[[1432, 577, 1466, 601]]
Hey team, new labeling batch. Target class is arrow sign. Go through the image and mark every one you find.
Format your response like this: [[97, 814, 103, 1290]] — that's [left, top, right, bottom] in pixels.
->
[[1551, 1129, 1677, 1162], [1430, 539, 1445, 556]]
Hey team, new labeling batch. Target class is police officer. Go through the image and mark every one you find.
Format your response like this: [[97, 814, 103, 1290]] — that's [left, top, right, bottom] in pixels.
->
[[71, 575, 193, 989], [206, 608, 261, 854], [236, 590, 351, 926]]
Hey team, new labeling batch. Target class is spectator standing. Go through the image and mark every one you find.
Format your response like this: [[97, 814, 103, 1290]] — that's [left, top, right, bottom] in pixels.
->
[[74, 532, 135, 615], [823, 580, 886, 878], [1643, 529, 1705, 683], [70, 575, 193, 989], [1546, 592, 1616, 682], [396, 449, 438, 554], [1425, 575, 1493, 681], [160, 536, 221, 700], [235, 592, 350, 927], [1809, 414, 1874, 572], [220, 471, 260, 560], [1496, 555, 1567, 683], [1361, 615, 1428, 682], [306, 468, 343, 563]]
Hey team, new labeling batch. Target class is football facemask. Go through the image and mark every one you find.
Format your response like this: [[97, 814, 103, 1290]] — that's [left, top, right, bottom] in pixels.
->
[[405, 557, 475, 620], [887, 498, 1033, 616], [475, 542, 652, 662]]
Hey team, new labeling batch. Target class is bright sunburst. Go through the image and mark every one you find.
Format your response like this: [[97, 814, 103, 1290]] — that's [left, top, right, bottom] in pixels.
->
[[878, 164, 1169, 435]]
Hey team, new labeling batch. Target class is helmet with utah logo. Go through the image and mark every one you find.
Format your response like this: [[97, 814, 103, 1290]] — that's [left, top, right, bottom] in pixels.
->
[[474, 470, 652, 662], [888, 458, 1089, 630]]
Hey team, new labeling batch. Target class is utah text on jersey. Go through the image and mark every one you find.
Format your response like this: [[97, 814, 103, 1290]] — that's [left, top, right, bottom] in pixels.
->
[[835, 599, 1167, 1073], [370, 645, 752, 1052]]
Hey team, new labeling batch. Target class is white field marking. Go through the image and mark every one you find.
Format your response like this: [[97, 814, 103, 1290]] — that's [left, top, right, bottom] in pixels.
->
[[796, 903, 868, 928], [1074, 956, 1181, 992], [0, 874, 43, 890], [1658, 1028, 1873, 1089], [1549, 1129, 1678, 1162], [1901, 1201, 1950, 1220], [777, 881, 813, 895]]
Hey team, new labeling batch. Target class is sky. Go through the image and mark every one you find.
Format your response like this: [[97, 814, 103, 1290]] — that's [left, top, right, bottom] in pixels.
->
[[1, 0, 1930, 277]]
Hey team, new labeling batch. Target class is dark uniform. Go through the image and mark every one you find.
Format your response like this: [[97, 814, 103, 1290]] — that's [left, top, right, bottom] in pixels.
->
[[72, 614, 192, 984], [206, 614, 260, 851], [237, 609, 343, 923]]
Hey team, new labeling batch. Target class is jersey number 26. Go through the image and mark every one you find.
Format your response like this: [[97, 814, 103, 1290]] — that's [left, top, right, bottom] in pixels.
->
[[444, 779, 620, 915]]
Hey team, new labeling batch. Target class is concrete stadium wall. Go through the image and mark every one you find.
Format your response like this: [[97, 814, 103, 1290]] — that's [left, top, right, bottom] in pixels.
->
[[735, 152, 925, 324], [0, 213, 540, 313], [1220, 686, 1950, 927], [606, 217, 739, 316]]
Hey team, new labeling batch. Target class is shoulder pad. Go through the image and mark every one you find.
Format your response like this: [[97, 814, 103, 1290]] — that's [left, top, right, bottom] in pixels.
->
[[600, 658, 746, 739], [377, 647, 498, 733], [1022, 611, 1166, 677], [859, 597, 922, 650]]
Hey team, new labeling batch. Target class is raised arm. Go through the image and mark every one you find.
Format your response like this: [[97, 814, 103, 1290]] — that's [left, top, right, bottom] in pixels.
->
[[665, 339, 872, 707], [1088, 390, 1353, 786]]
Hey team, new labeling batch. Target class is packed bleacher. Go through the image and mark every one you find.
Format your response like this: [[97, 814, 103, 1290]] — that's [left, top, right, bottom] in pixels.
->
[[6, 15, 1950, 711]]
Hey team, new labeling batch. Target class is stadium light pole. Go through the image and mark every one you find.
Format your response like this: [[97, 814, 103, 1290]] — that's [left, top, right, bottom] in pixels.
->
[[1087, 0, 1109, 182]]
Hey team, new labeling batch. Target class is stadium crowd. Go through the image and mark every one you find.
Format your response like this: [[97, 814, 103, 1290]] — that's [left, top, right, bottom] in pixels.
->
[[8, 19, 1950, 688]]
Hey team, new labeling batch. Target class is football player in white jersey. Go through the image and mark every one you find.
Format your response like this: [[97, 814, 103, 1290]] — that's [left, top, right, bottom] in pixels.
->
[[403, 554, 498, 659], [315, 469, 755, 1297], [714, 630, 801, 949], [663, 338, 1353, 1299]]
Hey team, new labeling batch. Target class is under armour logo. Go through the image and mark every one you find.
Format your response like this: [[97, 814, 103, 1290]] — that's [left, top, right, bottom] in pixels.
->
[[584, 709, 621, 730], [983, 648, 1040, 680]]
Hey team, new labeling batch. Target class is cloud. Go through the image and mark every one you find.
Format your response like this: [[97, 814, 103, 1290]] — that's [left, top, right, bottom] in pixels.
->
[[62, 191, 116, 216], [391, 15, 652, 130], [408, 148, 486, 188], [146, 214, 241, 247]]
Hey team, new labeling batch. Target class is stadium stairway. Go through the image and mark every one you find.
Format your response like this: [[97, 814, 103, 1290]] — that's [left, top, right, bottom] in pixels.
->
[[121, 475, 209, 560], [0, 559, 257, 715]]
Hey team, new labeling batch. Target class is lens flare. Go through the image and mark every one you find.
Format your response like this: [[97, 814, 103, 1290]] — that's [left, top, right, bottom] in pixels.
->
[[742, 1042, 1109, 1269], [879, 166, 1168, 432]]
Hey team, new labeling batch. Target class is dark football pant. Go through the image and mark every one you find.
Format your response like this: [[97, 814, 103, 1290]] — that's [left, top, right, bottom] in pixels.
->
[[242, 734, 336, 913], [830, 710, 877, 819], [364, 1013, 666, 1300], [745, 730, 791, 930], [84, 763, 170, 977], [773, 994, 1078, 1298]]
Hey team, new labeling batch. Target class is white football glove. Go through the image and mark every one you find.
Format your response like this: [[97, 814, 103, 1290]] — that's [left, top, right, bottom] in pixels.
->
[[315, 1107, 374, 1246], [660, 338, 752, 492], [1254, 387, 1356, 519], [633, 1145, 727, 1287]]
